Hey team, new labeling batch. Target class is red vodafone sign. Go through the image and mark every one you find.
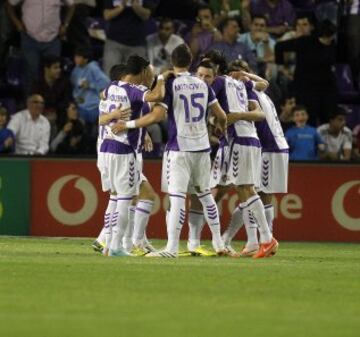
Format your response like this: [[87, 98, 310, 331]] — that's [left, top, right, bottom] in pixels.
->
[[31, 160, 107, 237], [30, 159, 360, 242]]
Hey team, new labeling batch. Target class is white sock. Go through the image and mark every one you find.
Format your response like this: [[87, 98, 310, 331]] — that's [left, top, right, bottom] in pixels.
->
[[242, 203, 259, 247], [133, 200, 154, 246], [123, 205, 135, 252], [197, 191, 224, 252], [245, 195, 272, 244], [103, 197, 117, 249], [222, 205, 244, 246], [187, 209, 205, 251], [165, 193, 186, 254], [264, 204, 274, 233], [110, 197, 132, 252]]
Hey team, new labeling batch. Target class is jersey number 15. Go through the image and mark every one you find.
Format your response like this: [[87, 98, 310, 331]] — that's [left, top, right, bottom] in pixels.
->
[[179, 93, 205, 123]]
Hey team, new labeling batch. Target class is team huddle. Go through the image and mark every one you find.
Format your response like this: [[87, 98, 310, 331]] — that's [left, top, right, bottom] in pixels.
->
[[92, 43, 289, 259]]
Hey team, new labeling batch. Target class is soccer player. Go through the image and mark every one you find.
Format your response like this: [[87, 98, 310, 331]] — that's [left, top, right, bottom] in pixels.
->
[[113, 44, 228, 257], [99, 55, 172, 257], [223, 60, 287, 257]]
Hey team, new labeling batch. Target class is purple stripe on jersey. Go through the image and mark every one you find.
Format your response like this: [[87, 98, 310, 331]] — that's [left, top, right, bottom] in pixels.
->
[[264, 204, 274, 209], [231, 136, 261, 148], [198, 192, 211, 199], [262, 149, 289, 154], [110, 198, 117, 201], [255, 119, 288, 152], [117, 197, 133, 200], [169, 194, 186, 199], [100, 139, 134, 155], [135, 207, 151, 214]]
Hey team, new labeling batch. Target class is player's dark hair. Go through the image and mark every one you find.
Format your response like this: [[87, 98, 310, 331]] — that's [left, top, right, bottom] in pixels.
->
[[291, 105, 308, 115], [228, 59, 251, 73], [43, 54, 61, 68], [126, 55, 150, 75], [197, 60, 217, 74], [317, 19, 336, 37], [109, 63, 127, 81], [171, 44, 192, 68], [74, 47, 93, 60], [201, 49, 227, 75]]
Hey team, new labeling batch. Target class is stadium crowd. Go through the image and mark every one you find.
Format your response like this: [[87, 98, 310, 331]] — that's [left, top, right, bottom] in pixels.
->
[[0, 0, 359, 161]]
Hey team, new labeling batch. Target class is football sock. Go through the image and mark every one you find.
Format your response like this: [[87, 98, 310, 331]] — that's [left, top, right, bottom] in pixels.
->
[[197, 191, 225, 252], [103, 197, 117, 249], [133, 200, 154, 246], [166, 193, 186, 254], [242, 204, 259, 247], [222, 205, 244, 246], [187, 209, 205, 251], [97, 228, 106, 245], [264, 204, 274, 233], [110, 197, 132, 252], [123, 205, 135, 252], [245, 195, 272, 244]]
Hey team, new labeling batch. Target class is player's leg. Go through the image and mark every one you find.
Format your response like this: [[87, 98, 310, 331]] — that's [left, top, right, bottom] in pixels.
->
[[259, 192, 274, 233], [187, 194, 205, 252], [222, 202, 244, 253], [133, 179, 156, 253], [123, 198, 137, 253]]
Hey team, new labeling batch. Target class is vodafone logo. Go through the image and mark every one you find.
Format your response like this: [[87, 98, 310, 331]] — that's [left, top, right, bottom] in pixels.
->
[[47, 175, 98, 226], [331, 180, 360, 231]]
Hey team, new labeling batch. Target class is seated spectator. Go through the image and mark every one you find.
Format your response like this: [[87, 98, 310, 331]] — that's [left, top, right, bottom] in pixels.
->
[[7, 94, 50, 155], [146, 17, 184, 74], [0, 106, 15, 154], [238, 14, 276, 77], [317, 108, 353, 161], [71, 47, 110, 125], [209, 0, 251, 29], [50, 102, 88, 155], [31, 55, 72, 137], [279, 94, 296, 131], [102, 0, 159, 75], [250, 0, 296, 37], [208, 17, 257, 70], [285, 105, 325, 161], [187, 4, 223, 65]]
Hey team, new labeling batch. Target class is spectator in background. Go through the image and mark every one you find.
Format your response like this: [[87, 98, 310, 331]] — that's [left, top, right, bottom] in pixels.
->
[[209, 17, 257, 70], [187, 4, 223, 66], [0, 106, 15, 154], [31, 55, 72, 138], [71, 47, 110, 128], [102, 0, 159, 75], [317, 108, 353, 161], [66, 0, 96, 53], [209, 0, 252, 29], [6, 0, 75, 93], [146, 17, 184, 74], [352, 123, 360, 160], [279, 94, 296, 131], [285, 105, 325, 161], [343, 0, 360, 90], [7, 94, 50, 155], [51, 102, 88, 155], [275, 20, 338, 126], [238, 14, 276, 78], [250, 0, 295, 37]]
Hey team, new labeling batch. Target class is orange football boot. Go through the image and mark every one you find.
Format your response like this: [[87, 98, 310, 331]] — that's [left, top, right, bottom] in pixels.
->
[[253, 238, 279, 259]]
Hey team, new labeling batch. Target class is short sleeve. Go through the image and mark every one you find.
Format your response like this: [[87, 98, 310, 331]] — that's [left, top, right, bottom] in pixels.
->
[[207, 85, 217, 107], [211, 76, 224, 96], [245, 80, 257, 101]]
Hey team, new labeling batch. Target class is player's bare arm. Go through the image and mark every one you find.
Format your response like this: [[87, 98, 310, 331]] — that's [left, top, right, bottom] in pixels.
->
[[144, 70, 174, 102], [227, 100, 265, 125], [98, 106, 132, 126], [230, 70, 269, 91], [111, 104, 166, 134], [209, 101, 227, 134]]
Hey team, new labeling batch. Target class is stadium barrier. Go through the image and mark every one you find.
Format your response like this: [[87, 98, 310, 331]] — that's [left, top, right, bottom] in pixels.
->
[[0, 158, 359, 242]]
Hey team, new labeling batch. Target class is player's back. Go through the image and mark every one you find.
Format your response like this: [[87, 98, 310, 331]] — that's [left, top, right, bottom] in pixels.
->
[[164, 72, 215, 152], [254, 89, 289, 151]]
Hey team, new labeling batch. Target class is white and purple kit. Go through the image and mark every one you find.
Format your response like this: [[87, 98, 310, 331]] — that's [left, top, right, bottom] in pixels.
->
[[100, 81, 149, 197], [254, 89, 289, 194], [160, 72, 217, 194]]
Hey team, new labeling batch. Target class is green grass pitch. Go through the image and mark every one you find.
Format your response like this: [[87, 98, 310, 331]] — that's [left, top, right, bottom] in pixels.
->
[[0, 237, 359, 337]]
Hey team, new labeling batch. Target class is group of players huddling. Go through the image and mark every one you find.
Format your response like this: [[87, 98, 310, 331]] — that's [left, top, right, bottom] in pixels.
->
[[92, 43, 289, 259]]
